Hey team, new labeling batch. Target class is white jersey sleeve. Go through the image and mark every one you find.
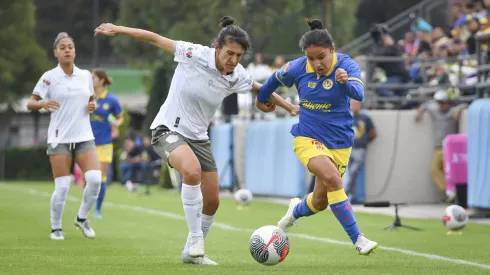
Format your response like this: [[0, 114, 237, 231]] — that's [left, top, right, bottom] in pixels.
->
[[32, 72, 51, 99], [232, 65, 254, 94], [87, 70, 94, 96], [173, 41, 206, 64]]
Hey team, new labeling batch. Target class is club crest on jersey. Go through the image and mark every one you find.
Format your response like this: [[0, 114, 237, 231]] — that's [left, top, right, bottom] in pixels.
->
[[102, 103, 110, 110], [323, 79, 333, 90], [186, 47, 193, 58], [43, 79, 50, 86]]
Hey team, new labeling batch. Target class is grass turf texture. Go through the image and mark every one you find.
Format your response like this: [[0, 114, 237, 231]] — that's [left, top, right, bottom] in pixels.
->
[[1, 182, 489, 275]]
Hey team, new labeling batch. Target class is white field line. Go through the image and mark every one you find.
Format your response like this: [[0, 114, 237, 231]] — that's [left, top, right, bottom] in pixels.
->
[[1, 183, 489, 271]]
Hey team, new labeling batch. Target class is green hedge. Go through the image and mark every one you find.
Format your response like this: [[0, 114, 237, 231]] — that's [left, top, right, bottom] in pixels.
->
[[4, 146, 52, 180]]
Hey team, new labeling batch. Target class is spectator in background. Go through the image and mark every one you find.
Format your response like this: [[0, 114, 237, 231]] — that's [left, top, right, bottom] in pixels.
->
[[246, 53, 271, 119], [142, 136, 162, 184], [403, 32, 417, 56], [126, 128, 142, 147], [432, 27, 450, 49], [415, 90, 466, 203], [466, 17, 481, 54], [409, 13, 433, 34], [345, 99, 376, 204], [270, 55, 297, 116], [372, 32, 410, 97], [119, 138, 147, 191], [474, 0, 487, 19], [246, 52, 271, 83]]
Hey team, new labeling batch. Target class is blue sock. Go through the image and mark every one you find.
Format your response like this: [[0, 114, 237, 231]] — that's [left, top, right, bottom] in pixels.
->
[[293, 193, 319, 219], [328, 189, 361, 244], [96, 182, 107, 212]]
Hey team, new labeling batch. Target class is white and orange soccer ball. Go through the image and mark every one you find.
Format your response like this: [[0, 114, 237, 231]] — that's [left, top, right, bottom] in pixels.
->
[[442, 205, 469, 231], [249, 225, 290, 266]]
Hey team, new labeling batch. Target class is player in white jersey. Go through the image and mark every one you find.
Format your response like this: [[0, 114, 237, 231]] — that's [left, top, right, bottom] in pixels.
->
[[27, 32, 102, 241], [95, 16, 297, 265]]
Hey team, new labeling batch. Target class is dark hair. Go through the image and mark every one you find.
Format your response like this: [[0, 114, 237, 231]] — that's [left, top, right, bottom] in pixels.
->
[[53, 32, 74, 49], [299, 19, 334, 51], [92, 68, 113, 86], [214, 16, 251, 52]]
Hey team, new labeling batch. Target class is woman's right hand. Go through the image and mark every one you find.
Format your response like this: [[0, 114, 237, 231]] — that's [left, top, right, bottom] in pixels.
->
[[94, 23, 119, 36], [40, 99, 60, 112]]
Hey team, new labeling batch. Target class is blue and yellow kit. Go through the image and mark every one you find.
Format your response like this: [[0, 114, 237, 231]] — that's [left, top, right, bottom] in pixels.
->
[[90, 89, 123, 163], [257, 53, 364, 176]]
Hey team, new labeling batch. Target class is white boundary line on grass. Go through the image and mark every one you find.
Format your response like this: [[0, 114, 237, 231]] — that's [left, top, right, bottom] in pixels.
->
[[2, 183, 490, 271]]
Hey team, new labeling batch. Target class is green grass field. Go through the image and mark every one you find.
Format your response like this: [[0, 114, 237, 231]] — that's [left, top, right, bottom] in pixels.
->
[[1, 182, 489, 275]]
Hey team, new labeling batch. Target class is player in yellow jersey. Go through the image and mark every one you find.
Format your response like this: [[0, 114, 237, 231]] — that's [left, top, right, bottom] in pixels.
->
[[257, 19, 378, 255]]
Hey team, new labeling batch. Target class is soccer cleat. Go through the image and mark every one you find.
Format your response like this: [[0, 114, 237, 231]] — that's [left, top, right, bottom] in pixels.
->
[[50, 229, 65, 240], [93, 210, 102, 220], [74, 219, 96, 239], [355, 234, 378, 255], [188, 235, 205, 257], [277, 198, 301, 233], [182, 251, 217, 265]]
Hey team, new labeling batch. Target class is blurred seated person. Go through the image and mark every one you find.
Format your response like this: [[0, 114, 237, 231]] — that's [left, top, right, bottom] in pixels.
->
[[370, 24, 410, 97], [119, 138, 148, 189], [142, 136, 162, 184], [409, 48, 431, 83], [427, 64, 451, 87], [409, 13, 433, 34]]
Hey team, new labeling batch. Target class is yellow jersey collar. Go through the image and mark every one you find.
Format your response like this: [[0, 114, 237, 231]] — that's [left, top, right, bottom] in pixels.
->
[[306, 53, 338, 79], [96, 89, 109, 99]]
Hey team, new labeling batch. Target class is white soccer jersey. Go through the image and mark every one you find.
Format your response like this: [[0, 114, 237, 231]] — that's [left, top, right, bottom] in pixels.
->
[[149, 41, 254, 140], [33, 64, 95, 144]]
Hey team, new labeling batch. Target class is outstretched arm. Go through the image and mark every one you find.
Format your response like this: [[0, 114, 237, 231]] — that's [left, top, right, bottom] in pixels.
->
[[252, 81, 296, 115], [95, 23, 175, 54]]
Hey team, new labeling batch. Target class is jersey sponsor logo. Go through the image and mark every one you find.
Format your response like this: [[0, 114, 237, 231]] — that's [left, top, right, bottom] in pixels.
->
[[307, 81, 317, 88], [90, 114, 105, 122], [323, 79, 333, 90], [299, 99, 331, 112]]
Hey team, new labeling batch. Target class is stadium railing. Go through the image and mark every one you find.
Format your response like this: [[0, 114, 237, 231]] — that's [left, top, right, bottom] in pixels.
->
[[338, 0, 449, 56], [360, 54, 490, 109]]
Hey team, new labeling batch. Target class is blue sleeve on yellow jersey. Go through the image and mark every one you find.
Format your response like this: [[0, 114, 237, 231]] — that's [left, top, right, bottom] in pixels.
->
[[257, 59, 299, 103], [110, 95, 123, 117], [340, 58, 364, 101]]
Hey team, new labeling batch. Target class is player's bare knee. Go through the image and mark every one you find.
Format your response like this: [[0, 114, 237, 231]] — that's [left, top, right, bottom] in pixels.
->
[[181, 166, 201, 185], [312, 195, 328, 211], [318, 172, 342, 191]]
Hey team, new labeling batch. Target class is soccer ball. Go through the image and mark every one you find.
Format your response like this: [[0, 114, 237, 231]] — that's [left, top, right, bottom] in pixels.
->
[[442, 205, 469, 231], [249, 225, 290, 266], [234, 189, 253, 206]]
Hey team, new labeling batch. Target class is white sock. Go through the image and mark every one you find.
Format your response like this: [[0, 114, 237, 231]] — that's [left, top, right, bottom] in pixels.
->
[[181, 183, 203, 237], [77, 170, 102, 220], [202, 214, 215, 239], [183, 213, 215, 254], [51, 176, 72, 230]]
